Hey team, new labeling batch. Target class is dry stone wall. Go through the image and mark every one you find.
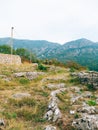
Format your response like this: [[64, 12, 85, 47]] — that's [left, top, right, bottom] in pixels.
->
[[0, 54, 21, 65]]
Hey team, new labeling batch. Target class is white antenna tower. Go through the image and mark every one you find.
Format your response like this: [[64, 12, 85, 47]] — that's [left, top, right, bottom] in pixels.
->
[[11, 27, 14, 64]]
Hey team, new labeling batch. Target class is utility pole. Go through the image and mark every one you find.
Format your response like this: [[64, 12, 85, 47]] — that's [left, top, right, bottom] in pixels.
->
[[11, 27, 14, 64], [30, 49, 32, 63]]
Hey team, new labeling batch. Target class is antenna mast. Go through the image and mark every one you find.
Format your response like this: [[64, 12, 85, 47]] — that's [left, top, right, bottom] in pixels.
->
[[11, 27, 14, 64]]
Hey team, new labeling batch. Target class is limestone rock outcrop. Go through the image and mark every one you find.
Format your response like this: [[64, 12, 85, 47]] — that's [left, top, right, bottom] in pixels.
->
[[72, 114, 98, 130], [72, 71, 98, 89], [44, 87, 66, 122], [13, 72, 44, 80]]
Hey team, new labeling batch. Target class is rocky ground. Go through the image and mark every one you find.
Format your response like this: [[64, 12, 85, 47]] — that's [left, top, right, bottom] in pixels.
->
[[0, 63, 98, 130]]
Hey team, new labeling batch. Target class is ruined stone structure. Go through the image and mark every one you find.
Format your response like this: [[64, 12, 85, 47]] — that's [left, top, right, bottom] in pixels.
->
[[0, 54, 21, 65]]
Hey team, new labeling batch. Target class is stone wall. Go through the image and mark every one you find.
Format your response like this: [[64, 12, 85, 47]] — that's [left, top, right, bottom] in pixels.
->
[[0, 54, 21, 65]]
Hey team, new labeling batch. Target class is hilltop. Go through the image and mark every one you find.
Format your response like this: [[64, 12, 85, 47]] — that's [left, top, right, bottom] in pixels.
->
[[0, 63, 98, 129]]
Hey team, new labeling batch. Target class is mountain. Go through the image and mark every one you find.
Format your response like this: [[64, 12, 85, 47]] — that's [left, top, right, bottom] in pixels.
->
[[58, 38, 98, 70], [0, 37, 60, 57], [0, 37, 98, 70], [63, 38, 97, 49]]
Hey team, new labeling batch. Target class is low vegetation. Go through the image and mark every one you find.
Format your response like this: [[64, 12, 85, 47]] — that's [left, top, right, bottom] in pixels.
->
[[0, 45, 37, 63], [0, 60, 97, 129]]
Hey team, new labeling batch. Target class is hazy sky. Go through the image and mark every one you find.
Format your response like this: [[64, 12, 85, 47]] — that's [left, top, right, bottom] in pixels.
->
[[0, 0, 98, 44]]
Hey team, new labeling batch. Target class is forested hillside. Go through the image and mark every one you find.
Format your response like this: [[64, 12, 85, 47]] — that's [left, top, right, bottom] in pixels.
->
[[0, 38, 98, 70]]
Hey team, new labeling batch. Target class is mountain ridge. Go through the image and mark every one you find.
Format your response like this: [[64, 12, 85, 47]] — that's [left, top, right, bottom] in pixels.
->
[[0, 37, 98, 70]]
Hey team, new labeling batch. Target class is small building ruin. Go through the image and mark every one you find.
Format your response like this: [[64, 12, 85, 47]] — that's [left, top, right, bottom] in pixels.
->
[[0, 53, 21, 65]]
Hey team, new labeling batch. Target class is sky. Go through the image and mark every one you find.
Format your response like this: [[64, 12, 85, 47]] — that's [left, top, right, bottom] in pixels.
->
[[0, 0, 98, 44]]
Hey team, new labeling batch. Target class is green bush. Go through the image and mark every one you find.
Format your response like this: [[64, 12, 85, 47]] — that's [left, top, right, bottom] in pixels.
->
[[87, 100, 96, 106], [87, 84, 94, 91], [70, 67, 75, 72], [74, 113, 79, 119], [38, 64, 47, 71], [69, 77, 80, 84]]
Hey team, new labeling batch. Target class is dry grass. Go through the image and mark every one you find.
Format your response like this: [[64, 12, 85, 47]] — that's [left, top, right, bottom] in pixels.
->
[[0, 63, 97, 129]]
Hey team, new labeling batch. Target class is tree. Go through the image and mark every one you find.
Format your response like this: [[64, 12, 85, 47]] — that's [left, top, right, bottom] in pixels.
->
[[15, 48, 36, 63], [0, 45, 11, 54]]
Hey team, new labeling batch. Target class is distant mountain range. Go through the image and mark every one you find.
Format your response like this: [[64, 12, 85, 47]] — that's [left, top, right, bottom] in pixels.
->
[[0, 37, 98, 71]]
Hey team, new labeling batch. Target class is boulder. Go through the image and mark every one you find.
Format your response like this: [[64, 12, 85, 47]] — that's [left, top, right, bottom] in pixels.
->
[[3, 77, 11, 82], [82, 91, 92, 98], [26, 72, 38, 80], [26, 72, 44, 80], [48, 97, 58, 111], [47, 83, 65, 89], [96, 98, 98, 105], [44, 88, 66, 122], [13, 72, 44, 80], [0, 119, 5, 126], [44, 125, 56, 130], [70, 110, 75, 115], [44, 110, 53, 121], [53, 108, 62, 122], [32, 63, 38, 68], [70, 95, 83, 104], [50, 88, 66, 97], [72, 114, 98, 130], [70, 86, 80, 93], [13, 72, 26, 77], [12, 93, 31, 98], [72, 71, 98, 89], [77, 105, 96, 114], [0, 75, 6, 78]]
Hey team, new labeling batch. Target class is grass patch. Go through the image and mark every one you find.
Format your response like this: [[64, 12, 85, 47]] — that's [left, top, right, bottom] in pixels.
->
[[40, 91, 49, 97], [16, 103, 47, 122], [17, 109, 33, 121], [19, 78, 30, 85], [1, 70, 12, 76], [69, 77, 80, 84], [8, 97, 36, 107], [2, 112, 17, 119]]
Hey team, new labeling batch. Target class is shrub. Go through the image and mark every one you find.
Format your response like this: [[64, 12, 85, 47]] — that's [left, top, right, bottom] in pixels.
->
[[74, 113, 79, 119], [87, 84, 95, 91], [70, 67, 75, 72], [65, 61, 86, 71], [87, 100, 96, 106], [38, 64, 47, 71], [69, 77, 80, 84]]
